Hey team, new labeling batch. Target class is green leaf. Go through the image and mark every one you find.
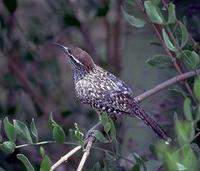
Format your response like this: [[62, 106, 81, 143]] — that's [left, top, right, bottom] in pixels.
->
[[168, 86, 187, 97], [52, 125, 65, 144], [40, 147, 46, 158], [3, 117, 16, 142], [179, 22, 188, 48], [149, 0, 160, 5], [174, 115, 194, 145], [30, 119, 38, 143], [146, 54, 172, 68], [194, 76, 200, 101], [176, 162, 187, 171], [130, 164, 140, 171], [0, 141, 15, 154], [17, 154, 35, 171], [162, 28, 176, 51], [48, 113, 56, 130], [49, 114, 65, 144], [69, 124, 84, 146], [3, 0, 17, 13], [183, 97, 193, 121], [167, 3, 176, 24], [99, 113, 111, 134], [181, 145, 198, 171], [122, 6, 146, 28], [178, 50, 200, 69], [109, 118, 116, 140], [104, 122, 111, 134], [13, 120, 33, 143], [92, 130, 109, 143], [40, 155, 52, 171], [149, 41, 162, 46], [144, 1, 164, 24], [99, 113, 109, 127], [74, 123, 84, 140]]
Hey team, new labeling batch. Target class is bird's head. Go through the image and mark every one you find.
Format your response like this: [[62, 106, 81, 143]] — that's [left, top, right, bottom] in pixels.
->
[[54, 43, 95, 71]]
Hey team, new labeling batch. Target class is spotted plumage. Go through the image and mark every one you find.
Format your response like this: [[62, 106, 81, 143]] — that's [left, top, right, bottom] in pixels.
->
[[55, 44, 171, 144]]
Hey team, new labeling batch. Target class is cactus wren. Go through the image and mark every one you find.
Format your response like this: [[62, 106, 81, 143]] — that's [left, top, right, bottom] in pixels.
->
[[55, 43, 171, 143]]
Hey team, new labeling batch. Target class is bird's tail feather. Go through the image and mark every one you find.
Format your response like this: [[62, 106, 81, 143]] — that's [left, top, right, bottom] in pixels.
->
[[130, 103, 171, 144]]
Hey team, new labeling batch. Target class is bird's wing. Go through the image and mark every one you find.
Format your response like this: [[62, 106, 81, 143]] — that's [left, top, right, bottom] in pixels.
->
[[106, 71, 134, 94], [96, 90, 134, 114]]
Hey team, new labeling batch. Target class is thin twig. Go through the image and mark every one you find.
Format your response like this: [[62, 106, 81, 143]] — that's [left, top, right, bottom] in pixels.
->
[[77, 136, 95, 171], [135, 68, 200, 102], [50, 145, 82, 171], [15, 141, 79, 149]]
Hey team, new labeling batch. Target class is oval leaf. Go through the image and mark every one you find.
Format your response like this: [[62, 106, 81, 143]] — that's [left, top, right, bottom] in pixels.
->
[[0, 141, 15, 154], [130, 164, 140, 171], [92, 130, 109, 143], [183, 97, 192, 121], [3, 117, 16, 142], [179, 22, 188, 48], [53, 125, 65, 144], [162, 28, 176, 51], [144, 1, 164, 24], [122, 6, 146, 28], [13, 120, 33, 143], [109, 118, 116, 140], [30, 119, 38, 143], [167, 3, 176, 24], [17, 154, 35, 171], [179, 50, 200, 69], [104, 122, 111, 134], [149, 0, 160, 5], [194, 76, 200, 101], [99, 112, 109, 127], [175, 115, 194, 145], [40, 155, 52, 171], [146, 54, 172, 68]]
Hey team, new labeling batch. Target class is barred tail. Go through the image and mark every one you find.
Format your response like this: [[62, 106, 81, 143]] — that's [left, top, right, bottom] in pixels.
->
[[131, 103, 172, 144]]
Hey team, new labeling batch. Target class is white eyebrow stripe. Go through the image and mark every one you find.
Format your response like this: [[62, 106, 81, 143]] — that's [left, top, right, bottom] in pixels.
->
[[69, 54, 83, 65]]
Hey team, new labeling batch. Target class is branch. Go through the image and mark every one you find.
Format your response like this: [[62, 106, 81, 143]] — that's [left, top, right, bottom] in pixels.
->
[[135, 69, 200, 102], [77, 136, 95, 171], [50, 145, 82, 171]]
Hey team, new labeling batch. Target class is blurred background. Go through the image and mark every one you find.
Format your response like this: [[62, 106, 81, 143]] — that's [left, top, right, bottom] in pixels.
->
[[0, 0, 200, 170]]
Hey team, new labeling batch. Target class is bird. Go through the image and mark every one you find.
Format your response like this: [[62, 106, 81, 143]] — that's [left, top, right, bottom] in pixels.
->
[[55, 43, 171, 144]]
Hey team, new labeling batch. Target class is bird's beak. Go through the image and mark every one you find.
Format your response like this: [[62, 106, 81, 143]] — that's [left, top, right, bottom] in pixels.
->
[[53, 43, 70, 56]]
